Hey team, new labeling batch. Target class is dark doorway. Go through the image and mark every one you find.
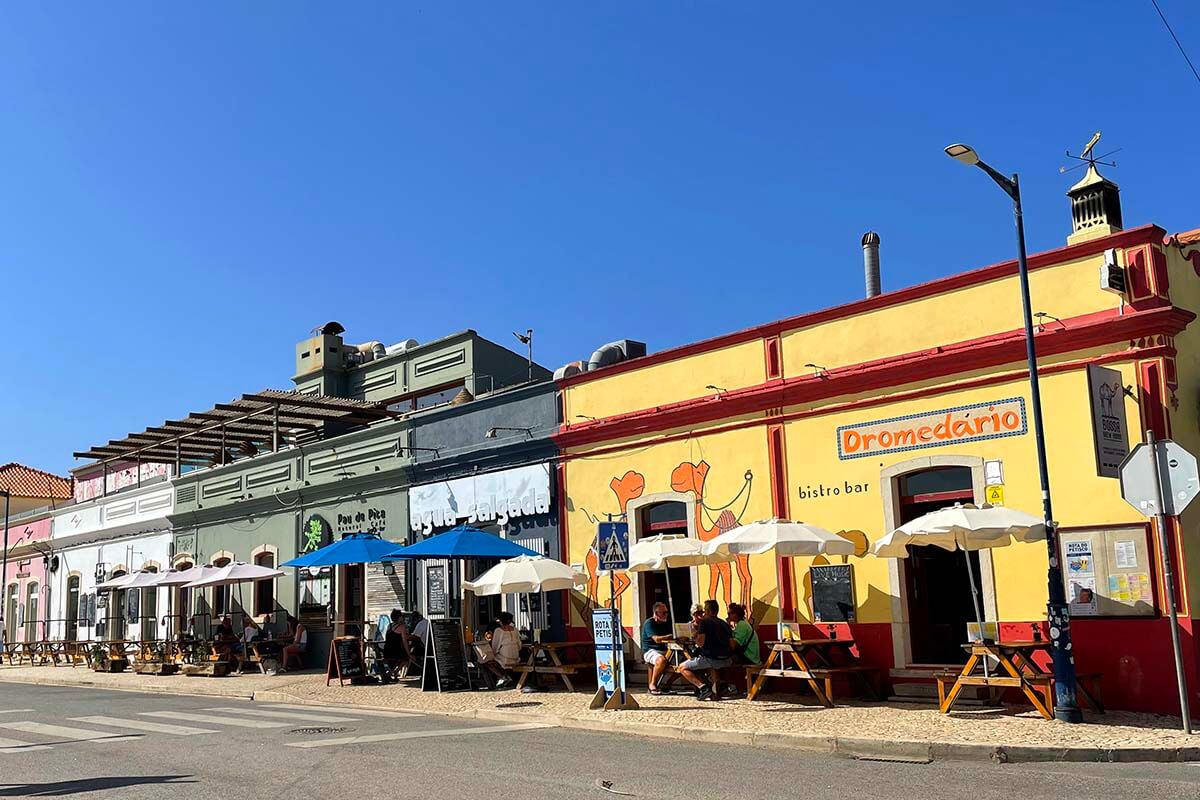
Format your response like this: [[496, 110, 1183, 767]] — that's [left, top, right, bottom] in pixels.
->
[[899, 467, 979, 665], [637, 501, 695, 625]]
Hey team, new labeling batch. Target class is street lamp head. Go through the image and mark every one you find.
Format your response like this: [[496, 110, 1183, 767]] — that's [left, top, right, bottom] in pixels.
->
[[945, 143, 980, 166]]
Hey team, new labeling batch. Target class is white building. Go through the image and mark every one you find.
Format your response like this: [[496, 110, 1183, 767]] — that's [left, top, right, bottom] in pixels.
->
[[47, 481, 175, 643]]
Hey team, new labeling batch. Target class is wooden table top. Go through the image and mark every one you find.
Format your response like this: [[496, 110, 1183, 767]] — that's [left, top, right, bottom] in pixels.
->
[[765, 638, 856, 648]]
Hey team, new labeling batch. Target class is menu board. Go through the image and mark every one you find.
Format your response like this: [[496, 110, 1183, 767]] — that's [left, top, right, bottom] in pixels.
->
[[1061, 527, 1155, 617], [426, 565, 447, 616], [422, 617, 471, 692], [810, 564, 856, 623], [326, 636, 366, 687]]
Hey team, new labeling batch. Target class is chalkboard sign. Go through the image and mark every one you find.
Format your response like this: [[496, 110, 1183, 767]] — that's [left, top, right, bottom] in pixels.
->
[[426, 565, 447, 616], [422, 617, 471, 692], [810, 564, 856, 623], [326, 636, 366, 687]]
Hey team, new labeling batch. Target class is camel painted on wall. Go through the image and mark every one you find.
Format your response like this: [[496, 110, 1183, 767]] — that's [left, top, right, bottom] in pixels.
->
[[671, 461, 753, 608]]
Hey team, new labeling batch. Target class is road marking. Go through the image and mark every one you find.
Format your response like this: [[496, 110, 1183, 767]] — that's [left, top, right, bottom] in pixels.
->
[[0, 721, 139, 743], [0, 710, 34, 715], [140, 711, 292, 729], [203, 707, 360, 723], [285, 722, 551, 749], [259, 703, 417, 719], [0, 736, 53, 754], [71, 716, 217, 736]]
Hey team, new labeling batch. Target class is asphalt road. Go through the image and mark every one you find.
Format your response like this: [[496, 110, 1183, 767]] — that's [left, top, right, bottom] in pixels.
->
[[1, 683, 1199, 799]]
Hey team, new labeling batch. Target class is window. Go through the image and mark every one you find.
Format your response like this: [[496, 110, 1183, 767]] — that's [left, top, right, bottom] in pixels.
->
[[4, 584, 16, 643], [25, 583, 39, 642], [212, 558, 231, 616], [66, 576, 80, 642], [254, 552, 276, 617]]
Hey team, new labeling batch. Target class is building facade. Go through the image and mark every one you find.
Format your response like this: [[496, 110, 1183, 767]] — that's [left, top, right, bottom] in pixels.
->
[[557, 177, 1200, 713]]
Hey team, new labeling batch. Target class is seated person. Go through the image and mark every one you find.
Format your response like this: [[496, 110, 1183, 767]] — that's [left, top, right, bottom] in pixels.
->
[[480, 612, 522, 688], [242, 616, 261, 645], [678, 600, 734, 701], [641, 602, 674, 695], [382, 609, 412, 679], [688, 604, 705, 637], [213, 616, 242, 662], [280, 615, 307, 672], [727, 603, 761, 665]]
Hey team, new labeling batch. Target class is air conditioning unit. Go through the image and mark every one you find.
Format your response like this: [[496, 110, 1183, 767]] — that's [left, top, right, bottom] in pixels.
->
[[1100, 248, 1126, 295]]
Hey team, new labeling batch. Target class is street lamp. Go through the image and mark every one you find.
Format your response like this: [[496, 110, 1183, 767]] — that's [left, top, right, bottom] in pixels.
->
[[944, 143, 1083, 724]]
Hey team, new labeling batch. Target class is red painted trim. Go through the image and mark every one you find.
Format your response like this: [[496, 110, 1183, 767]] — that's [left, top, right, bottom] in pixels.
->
[[1138, 359, 1170, 440], [766, 424, 794, 620], [764, 336, 782, 381], [557, 343, 1178, 463], [557, 225, 1166, 389], [556, 304, 1193, 449], [901, 489, 974, 506]]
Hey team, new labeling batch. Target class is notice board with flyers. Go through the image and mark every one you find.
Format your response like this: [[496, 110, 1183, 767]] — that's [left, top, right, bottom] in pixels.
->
[[1060, 526, 1155, 617]]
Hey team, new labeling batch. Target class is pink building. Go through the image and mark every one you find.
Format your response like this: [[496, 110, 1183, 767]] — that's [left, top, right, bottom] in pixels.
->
[[1, 462, 71, 644]]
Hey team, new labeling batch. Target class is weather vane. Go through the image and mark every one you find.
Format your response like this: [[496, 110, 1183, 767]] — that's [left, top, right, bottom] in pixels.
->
[[1060, 131, 1120, 174]]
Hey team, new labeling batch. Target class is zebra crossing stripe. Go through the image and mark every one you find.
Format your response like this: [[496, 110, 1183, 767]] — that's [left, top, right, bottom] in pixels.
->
[[0, 736, 53, 754], [0, 721, 139, 743], [70, 716, 217, 736], [285, 722, 551, 749], [202, 706, 359, 723], [258, 703, 417, 718], [140, 711, 292, 729]]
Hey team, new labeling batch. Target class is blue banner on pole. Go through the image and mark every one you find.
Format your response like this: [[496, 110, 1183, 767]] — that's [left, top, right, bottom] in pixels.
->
[[597, 522, 630, 571], [592, 608, 624, 698]]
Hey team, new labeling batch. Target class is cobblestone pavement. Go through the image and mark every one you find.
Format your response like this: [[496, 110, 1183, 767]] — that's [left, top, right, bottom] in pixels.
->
[[4, 663, 1197, 753]]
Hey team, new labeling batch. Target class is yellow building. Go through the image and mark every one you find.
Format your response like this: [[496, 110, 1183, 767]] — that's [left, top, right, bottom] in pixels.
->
[[555, 170, 1200, 713]]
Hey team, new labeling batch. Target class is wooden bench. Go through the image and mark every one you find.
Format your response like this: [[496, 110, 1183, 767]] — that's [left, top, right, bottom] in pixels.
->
[[512, 662, 590, 691], [937, 669, 1104, 714], [810, 666, 880, 702]]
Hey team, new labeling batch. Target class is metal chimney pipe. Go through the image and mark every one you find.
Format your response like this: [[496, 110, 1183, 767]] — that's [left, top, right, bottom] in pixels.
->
[[862, 231, 881, 298]]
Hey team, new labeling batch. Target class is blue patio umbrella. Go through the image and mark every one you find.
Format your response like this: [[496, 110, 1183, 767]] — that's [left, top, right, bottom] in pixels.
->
[[383, 525, 540, 560], [281, 532, 400, 568]]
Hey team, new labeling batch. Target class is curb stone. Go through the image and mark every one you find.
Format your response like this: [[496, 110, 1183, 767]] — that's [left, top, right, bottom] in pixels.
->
[[3, 674, 1198, 764]]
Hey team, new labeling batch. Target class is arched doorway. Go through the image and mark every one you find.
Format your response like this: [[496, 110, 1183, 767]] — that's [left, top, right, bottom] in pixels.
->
[[881, 456, 993, 667], [628, 495, 699, 626], [66, 575, 80, 642], [4, 583, 16, 643], [24, 582, 39, 642]]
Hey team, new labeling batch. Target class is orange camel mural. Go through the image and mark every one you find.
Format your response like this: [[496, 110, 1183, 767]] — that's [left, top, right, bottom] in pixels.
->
[[584, 470, 644, 606], [670, 461, 753, 608]]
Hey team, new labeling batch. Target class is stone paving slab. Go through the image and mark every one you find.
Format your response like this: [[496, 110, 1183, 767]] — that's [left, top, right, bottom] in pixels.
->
[[3, 664, 1198, 762]]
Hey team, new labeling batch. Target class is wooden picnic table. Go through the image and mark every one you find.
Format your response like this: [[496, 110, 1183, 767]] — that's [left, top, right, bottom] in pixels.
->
[[512, 641, 594, 692], [747, 638, 878, 705], [937, 640, 1103, 718]]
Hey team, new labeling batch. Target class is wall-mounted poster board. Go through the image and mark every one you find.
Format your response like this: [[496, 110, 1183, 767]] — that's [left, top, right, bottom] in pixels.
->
[[422, 617, 471, 692], [810, 564, 856, 623], [1060, 526, 1155, 617]]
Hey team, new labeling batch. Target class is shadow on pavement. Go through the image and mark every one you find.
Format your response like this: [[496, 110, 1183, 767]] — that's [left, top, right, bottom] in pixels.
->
[[0, 775, 196, 797]]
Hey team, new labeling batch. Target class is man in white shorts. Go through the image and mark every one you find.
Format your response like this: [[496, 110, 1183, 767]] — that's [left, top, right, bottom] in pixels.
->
[[641, 602, 675, 694]]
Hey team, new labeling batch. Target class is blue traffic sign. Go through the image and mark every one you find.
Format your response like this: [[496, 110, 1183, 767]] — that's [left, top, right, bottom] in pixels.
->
[[596, 522, 630, 570]]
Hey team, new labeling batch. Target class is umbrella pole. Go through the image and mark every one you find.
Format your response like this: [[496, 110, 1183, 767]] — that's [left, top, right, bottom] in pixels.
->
[[962, 548, 990, 679], [776, 554, 785, 640], [664, 568, 676, 627]]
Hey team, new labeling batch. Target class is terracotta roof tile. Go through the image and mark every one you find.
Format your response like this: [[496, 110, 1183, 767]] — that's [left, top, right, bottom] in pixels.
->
[[0, 463, 73, 499], [1168, 228, 1200, 246]]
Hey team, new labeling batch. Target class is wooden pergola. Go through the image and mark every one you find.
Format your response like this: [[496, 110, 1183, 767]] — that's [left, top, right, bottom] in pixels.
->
[[74, 389, 401, 481]]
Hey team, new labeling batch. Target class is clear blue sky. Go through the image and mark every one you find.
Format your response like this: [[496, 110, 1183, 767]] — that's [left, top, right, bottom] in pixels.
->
[[2, 3, 1198, 476]]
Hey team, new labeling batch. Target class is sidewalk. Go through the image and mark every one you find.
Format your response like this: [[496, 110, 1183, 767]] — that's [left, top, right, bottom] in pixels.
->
[[3, 664, 1198, 763]]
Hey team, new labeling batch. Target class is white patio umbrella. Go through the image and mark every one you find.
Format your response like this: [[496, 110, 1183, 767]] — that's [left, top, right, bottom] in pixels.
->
[[626, 534, 717, 627], [183, 562, 285, 588], [702, 519, 856, 634], [872, 503, 1046, 643], [149, 565, 221, 587], [96, 570, 162, 590], [462, 555, 584, 596]]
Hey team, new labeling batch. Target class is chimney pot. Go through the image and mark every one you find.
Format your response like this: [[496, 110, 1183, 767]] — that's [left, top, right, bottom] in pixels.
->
[[862, 231, 881, 298]]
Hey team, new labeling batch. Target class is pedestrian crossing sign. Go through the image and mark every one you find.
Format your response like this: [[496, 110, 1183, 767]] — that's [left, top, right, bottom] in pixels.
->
[[985, 484, 1005, 506], [597, 522, 630, 570]]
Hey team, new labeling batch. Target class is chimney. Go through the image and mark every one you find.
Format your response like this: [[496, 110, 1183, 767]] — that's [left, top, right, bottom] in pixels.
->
[[861, 231, 881, 298], [1067, 164, 1122, 245]]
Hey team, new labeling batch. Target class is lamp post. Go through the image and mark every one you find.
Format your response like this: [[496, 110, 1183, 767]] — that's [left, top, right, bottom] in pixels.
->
[[944, 143, 1083, 723]]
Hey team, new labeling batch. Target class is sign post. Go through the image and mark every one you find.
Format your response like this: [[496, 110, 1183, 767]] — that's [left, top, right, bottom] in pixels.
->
[[1120, 434, 1200, 734], [591, 521, 637, 711]]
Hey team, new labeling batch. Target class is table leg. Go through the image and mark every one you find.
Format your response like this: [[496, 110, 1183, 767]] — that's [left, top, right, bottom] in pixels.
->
[[747, 649, 777, 700], [939, 653, 980, 714], [788, 650, 833, 708], [995, 654, 1053, 720], [515, 650, 536, 691]]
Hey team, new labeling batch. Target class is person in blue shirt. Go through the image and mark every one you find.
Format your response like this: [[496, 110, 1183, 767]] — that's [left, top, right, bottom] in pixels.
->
[[641, 602, 674, 694]]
